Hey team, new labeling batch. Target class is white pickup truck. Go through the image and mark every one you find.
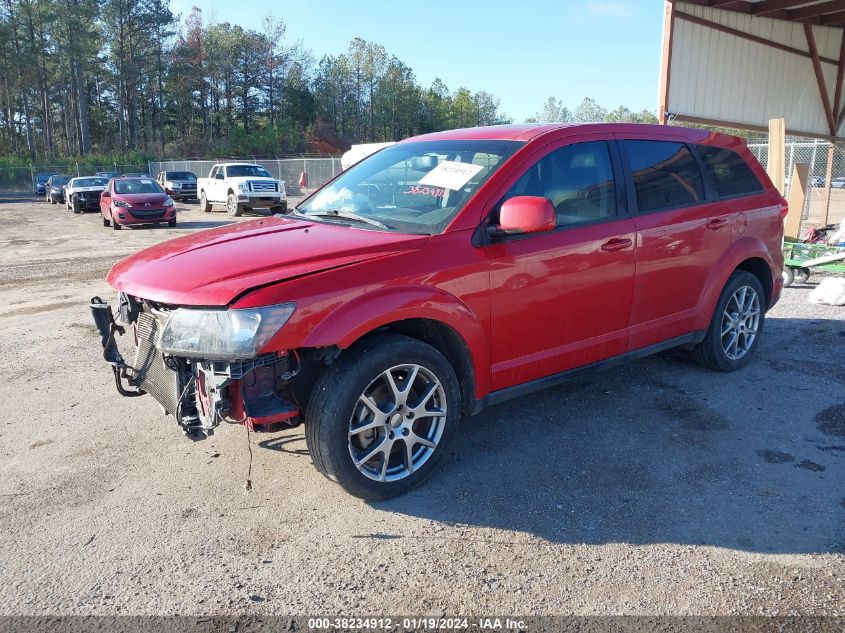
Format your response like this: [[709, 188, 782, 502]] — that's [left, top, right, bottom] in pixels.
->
[[197, 163, 287, 216]]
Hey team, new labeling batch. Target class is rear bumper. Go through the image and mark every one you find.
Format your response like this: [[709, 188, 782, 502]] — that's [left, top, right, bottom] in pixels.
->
[[770, 276, 784, 309]]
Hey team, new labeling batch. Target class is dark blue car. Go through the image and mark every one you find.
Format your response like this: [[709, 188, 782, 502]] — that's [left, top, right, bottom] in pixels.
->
[[34, 172, 57, 196]]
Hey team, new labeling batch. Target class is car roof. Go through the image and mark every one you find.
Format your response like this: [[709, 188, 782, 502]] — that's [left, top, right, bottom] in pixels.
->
[[401, 122, 738, 146]]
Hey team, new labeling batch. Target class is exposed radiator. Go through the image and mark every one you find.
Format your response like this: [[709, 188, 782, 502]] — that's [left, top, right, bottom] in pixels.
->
[[132, 313, 182, 415]]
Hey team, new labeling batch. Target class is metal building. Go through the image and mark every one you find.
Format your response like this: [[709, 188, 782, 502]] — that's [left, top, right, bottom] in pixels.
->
[[660, 0, 845, 141]]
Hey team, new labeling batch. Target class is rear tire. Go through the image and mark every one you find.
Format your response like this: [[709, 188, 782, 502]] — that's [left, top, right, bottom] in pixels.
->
[[794, 267, 810, 284], [305, 333, 461, 500], [168, 220, 176, 227], [692, 270, 765, 372], [227, 193, 242, 217], [200, 191, 212, 213]]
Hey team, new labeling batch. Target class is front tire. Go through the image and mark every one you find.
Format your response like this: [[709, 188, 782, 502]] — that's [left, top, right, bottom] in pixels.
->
[[692, 270, 765, 372], [200, 191, 212, 213], [227, 193, 242, 217], [112, 217, 122, 230], [72, 198, 81, 214], [305, 333, 461, 500]]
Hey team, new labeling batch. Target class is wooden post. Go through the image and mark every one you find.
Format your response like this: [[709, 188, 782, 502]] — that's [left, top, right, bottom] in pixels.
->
[[768, 118, 786, 195], [823, 143, 834, 225], [785, 162, 809, 239], [658, 1, 675, 125]]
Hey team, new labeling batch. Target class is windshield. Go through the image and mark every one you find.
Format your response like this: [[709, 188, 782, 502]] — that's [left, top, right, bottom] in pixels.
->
[[297, 140, 522, 234], [50, 176, 70, 186], [73, 178, 108, 188], [227, 165, 272, 178], [166, 171, 197, 181], [96, 172, 119, 177], [114, 178, 163, 195]]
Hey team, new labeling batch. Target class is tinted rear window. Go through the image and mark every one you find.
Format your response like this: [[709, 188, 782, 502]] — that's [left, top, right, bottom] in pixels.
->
[[623, 141, 704, 212], [696, 145, 763, 198]]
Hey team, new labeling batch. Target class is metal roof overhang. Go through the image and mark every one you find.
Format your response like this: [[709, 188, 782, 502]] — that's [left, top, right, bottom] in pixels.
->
[[660, 0, 845, 141]]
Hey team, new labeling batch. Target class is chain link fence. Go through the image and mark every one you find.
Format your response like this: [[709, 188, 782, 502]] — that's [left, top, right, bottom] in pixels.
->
[[0, 164, 148, 194], [747, 141, 845, 232], [148, 157, 342, 197]]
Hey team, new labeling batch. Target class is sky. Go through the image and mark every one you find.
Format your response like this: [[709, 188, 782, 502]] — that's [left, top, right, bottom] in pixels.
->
[[169, 0, 665, 122]]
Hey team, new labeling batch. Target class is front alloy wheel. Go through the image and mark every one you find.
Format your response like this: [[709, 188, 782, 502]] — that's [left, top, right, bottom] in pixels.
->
[[349, 364, 447, 483], [305, 333, 460, 499], [227, 193, 242, 217]]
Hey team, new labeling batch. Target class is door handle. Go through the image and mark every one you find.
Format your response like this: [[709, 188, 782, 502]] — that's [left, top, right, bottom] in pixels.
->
[[600, 238, 633, 252], [706, 218, 728, 230]]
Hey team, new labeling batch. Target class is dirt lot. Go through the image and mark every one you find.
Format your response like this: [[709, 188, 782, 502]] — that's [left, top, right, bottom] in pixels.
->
[[0, 196, 843, 617]]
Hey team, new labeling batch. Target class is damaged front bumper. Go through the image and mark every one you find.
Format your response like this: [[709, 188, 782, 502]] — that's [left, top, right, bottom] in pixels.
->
[[89, 295, 299, 440]]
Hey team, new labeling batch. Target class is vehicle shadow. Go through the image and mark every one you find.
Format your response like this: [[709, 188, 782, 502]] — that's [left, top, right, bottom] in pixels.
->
[[270, 315, 845, 555]]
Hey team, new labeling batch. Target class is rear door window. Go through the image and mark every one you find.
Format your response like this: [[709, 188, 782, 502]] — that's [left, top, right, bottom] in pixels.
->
[[696, 145, 764, 198], [622, 141, 705, 212]]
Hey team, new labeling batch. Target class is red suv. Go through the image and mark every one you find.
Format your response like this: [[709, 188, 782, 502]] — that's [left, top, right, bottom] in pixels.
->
[[90, 124, 785, 499], [99, 177, 177, 230]]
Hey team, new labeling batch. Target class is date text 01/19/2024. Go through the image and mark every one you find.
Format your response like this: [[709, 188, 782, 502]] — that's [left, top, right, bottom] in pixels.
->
[[306, 617, 527, 630]]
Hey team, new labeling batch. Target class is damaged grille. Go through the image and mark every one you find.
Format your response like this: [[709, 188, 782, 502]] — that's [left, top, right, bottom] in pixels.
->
[[132, 313, 182, 415]]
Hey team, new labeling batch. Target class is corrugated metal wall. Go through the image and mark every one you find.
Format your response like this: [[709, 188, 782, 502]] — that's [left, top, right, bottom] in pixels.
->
[[667, 2, 844, 138]]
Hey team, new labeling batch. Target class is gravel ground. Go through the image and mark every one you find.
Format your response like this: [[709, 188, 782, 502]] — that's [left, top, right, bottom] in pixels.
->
[[0, 197, 843, 617]]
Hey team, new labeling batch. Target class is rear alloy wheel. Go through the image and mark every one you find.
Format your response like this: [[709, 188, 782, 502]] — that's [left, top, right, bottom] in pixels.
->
[[305, 333, 460, 500], [227, 193, 242, 217], [692, 270, 765, 372], [200, 191, 211, 213]]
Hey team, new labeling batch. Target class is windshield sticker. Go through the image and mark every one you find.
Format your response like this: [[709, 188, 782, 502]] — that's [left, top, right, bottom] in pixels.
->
[[402, 185, 446, 197], [419, 161, 484, 190]]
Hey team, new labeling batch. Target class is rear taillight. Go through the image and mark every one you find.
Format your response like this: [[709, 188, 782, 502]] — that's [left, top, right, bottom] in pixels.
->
[[779, 198, 789, 219]]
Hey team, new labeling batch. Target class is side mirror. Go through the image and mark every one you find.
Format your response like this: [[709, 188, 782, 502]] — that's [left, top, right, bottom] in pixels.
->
[[215, 173, 224, 180], [100, 191, 110, 199], [488, 196, 555, 238]]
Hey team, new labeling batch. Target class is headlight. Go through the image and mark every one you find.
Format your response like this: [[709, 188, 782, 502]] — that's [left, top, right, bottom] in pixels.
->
[[113, 200, 130, 208], [237, 182, 248, 192], [157, 303, 295, 359], [171, 182, 181, 189], [164, 196, 175, 207]]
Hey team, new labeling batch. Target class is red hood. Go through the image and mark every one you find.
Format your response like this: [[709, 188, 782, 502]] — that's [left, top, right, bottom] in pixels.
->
[[107, 216, 428, 306]]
